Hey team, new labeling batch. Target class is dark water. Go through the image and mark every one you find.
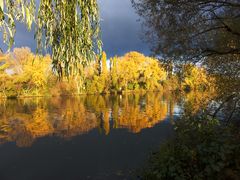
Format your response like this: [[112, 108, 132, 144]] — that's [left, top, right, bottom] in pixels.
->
[[0, 93, 179, 180]]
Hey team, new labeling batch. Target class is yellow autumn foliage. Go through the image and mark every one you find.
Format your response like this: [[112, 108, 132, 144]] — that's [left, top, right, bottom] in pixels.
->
[[0, 47, 53, 97], [112, 52, 167, 91], [0, 48, 215, 97], [181, 64, 215, 91]]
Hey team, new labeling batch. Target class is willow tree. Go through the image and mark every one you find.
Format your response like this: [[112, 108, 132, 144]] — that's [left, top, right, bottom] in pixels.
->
[[0, 0, 102, 77]]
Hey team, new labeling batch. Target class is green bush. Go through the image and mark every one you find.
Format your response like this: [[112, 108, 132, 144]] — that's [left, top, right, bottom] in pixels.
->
[[141, 117, 240, 180]]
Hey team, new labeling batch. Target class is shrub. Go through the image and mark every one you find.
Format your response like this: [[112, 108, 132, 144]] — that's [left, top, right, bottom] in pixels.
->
[[141, 116, 240, 180]]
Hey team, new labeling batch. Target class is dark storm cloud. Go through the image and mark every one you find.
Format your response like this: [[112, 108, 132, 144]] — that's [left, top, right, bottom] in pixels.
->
[[99, 0, 150, 57], [0, 0, 150, 57], [0, 23, 36, 52]]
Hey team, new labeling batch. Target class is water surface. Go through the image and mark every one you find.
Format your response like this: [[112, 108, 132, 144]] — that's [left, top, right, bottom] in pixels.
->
[[0, 93, 178, 179]]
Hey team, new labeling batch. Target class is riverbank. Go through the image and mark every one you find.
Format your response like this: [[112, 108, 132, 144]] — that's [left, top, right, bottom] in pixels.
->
[[0, 88, 181, 99]]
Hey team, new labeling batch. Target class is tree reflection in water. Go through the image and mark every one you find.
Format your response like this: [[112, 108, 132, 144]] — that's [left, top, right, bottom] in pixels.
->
[[0, 91, 214, 147]]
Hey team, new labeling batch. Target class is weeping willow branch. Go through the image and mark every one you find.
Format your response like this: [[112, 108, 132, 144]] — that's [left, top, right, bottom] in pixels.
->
[[0, 0, 102, 77]]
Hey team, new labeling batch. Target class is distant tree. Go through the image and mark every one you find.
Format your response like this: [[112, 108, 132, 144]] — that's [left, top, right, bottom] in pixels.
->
[[115, 52, 167, 91], [101, 51, 108, 76], [0, 48, 53, 97], [110, 56, 118, 90], [180, 64, 214, 91]]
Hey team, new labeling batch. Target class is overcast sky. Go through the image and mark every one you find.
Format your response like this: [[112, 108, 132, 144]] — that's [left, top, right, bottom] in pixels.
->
[[0, 0, 150, 58]]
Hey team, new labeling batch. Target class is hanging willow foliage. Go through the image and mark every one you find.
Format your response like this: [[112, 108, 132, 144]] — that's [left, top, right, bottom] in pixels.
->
[[0, 0, 102, 77]]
